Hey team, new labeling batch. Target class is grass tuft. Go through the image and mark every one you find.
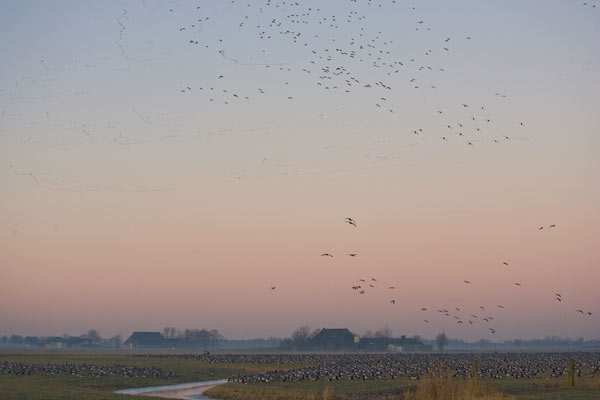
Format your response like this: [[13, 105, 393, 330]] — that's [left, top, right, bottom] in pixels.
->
[[404, 371, 514, 400]]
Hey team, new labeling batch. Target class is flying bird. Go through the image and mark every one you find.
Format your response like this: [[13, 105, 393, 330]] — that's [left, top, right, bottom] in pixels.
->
[[321, 253, 333, 257], [345, 219, 358, 227]]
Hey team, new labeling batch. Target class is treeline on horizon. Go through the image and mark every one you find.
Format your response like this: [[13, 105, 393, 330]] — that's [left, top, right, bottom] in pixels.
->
[[2, 326, 599, 350]]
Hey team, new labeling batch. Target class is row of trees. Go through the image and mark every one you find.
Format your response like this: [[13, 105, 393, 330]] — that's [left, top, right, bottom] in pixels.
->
[[279, 326, 322, 350]]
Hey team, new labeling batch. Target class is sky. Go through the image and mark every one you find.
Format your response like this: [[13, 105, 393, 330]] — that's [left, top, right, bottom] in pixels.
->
[[1, 0, 599, 341]]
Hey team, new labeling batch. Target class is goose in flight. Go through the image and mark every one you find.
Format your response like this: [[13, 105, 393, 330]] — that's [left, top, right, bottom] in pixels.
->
[[347, 253, 358, 257], [577, 309, 584, 314], [464, 280, 471, 284], [270, 286, 276, 290], [345, 219, 358, 227], [514, 282, 522, 286], [503, 262, 509, 266], [390, 300, 396, 304], [321, 253, 333, 257]]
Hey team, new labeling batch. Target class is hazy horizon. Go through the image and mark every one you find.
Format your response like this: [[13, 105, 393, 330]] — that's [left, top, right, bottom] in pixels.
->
[[1, 0, 599, 342]]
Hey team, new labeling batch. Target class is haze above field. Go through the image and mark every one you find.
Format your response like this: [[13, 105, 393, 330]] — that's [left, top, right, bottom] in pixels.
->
[[1, 0, 599, 341]]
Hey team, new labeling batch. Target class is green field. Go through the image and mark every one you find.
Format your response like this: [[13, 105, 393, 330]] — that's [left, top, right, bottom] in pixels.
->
[[1, 351, 600, 400], [0, 351, 306, 400]]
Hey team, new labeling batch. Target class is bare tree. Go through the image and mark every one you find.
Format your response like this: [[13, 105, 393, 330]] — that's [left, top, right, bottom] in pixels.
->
[[310, 328, 323, 338], [84, 329, 101, 343], [163, 327, 177, 339], [374, 325, 393, 338], [291, 326, 311, 349], [436, 331, 448, 352], [108, 335, 122, 348]]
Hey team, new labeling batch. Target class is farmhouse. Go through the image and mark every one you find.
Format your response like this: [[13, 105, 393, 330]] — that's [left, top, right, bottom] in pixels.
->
[[123, 332, 169, 349], [307, 328, 358, 350]]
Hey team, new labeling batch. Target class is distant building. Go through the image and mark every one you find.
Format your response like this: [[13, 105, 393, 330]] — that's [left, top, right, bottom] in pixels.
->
[[123, 332, 169, 348], [358, 335, 432, 352], [23, 337, 39, 348], [66, 336, 95, 348], [308, 328, 357, 350], [39, 337, 68, 350]]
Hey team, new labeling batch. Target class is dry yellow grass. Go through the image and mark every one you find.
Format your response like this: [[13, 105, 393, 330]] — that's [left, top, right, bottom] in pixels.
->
[[403, 372, 514, 400], [533, 373, 600, 391], [321, 386, 333, 400]]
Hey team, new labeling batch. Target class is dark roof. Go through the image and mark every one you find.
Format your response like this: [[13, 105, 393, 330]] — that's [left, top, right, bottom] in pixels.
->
[[309, 328, 356, 349], [124, 332, 167, 347]]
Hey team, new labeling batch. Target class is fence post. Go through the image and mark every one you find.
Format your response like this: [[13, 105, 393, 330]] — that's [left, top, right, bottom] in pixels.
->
[[567, 358, 575, 388]]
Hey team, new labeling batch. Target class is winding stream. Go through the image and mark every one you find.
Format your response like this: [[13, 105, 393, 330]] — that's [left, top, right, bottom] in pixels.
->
[[115, 378, 228, 399]]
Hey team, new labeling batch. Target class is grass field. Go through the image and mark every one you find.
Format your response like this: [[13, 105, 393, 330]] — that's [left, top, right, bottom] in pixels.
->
[[2, 351, 600, 400], [0, 351, 305, 400], [204, 377, 600, 400]]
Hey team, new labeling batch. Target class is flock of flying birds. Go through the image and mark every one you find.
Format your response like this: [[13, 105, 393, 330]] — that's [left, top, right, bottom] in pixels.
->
[[169, 0, 536, 153], [160, 0, 600, 335], [3, 0, 597, 336], [308, 219, 593, 336]]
